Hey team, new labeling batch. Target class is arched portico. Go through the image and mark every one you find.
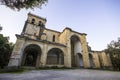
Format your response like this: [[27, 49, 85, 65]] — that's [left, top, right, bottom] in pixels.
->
[[21, 44, 41, 67], [76, 53, 84, 67], [71, 35, 82, 67], [46, 48, 64, 65], [89, 53, 94, 68]]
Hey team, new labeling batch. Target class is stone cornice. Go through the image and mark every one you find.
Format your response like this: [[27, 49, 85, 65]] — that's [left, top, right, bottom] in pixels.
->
[[28, 12, 47, 21], [16, 34, 66, 47], [62, 27, 87, 35]]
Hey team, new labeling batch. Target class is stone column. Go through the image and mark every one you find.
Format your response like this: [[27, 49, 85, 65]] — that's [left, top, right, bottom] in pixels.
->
[[92, 53, 100, 68], [39, 43, 48, 67], [101, 52, 110, 68], [66, 37, 72, 67], [80, 35, 90, 68], [8, 38, 26, 67]]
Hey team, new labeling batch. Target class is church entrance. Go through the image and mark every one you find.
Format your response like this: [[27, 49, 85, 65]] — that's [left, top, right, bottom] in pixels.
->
[[21, 44, 41, 67]]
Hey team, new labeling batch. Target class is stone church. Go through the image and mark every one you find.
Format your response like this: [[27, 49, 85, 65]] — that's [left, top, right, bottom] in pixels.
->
[[8, 13, 112, 68]]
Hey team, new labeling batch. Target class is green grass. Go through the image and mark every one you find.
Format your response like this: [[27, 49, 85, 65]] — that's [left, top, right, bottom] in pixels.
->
[[0, 66, 73, 74], [0, 68, 25, 74], [1, 66, 116, 74], [37, 66, 74, 70]]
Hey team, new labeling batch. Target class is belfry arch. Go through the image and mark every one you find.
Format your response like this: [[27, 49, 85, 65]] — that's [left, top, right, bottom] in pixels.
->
[[70, 35, 82, 67], [21, 44, 41, 67]]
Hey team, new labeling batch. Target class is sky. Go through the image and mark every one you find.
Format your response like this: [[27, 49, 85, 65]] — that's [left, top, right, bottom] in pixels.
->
[[0, 0, 120, 50]]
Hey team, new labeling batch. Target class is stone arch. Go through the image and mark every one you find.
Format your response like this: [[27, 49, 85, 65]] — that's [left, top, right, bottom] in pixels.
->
[[89, 53, 94, 68], [71, 35, 80, 42], [70, 35, 82, 67], [21, 44, 41, 67], [76, 53, 84, 67], [46, 48, 64, 65]]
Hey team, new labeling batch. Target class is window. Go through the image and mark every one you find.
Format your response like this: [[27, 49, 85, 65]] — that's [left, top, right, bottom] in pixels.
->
[[31, 19, 35, 24], [38, 21, 42, 26], [53, 35, 55, 42]]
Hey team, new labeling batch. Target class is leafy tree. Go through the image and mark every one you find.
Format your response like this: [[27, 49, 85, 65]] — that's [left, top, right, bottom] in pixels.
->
[[0, 27, 2, 32], [0, 34, 14, 69], [105, 38, 120, 71], [0, 25, 2, 31], [0, 0, 48, 10]]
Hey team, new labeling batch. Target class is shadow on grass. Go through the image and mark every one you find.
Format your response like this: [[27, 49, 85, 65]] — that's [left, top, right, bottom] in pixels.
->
[[0, 66, 119, 74], [0, 68, 25, 74]]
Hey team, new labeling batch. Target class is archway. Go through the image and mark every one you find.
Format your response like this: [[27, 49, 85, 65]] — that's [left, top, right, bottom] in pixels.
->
[[98, 54, 103, 68], [76, 53, 84, 67], [71, 35, 82, 67], [21, 44, 41, 67], [47, 48, 64, 65], [89, 54, 94, 68]]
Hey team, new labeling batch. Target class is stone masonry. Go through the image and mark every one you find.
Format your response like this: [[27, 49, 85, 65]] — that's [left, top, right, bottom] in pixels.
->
[[8, 13, 112, 68]]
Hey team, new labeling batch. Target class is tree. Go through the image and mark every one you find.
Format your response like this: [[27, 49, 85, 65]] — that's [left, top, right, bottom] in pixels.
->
[[0, 34, 14, 69], [0, 25, 2, 31], [0, 0, 48, 10], [105, 38, 120, 71]]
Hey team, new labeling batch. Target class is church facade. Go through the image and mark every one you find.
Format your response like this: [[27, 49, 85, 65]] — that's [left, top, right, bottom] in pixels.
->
[[8, 13, 112, 68]]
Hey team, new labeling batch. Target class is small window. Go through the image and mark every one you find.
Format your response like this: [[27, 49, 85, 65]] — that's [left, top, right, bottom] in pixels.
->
[[31, 19, 35, 24], [38, 21, 42, 26], [53, 35, 55, 42]]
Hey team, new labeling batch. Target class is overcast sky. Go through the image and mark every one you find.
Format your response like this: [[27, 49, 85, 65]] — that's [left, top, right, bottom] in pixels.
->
[[0, 0, 120, 50]]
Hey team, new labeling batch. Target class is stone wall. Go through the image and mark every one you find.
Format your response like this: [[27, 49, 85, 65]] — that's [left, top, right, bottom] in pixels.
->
[[91, 51, 112, 68], [8, 13, 112, 69]]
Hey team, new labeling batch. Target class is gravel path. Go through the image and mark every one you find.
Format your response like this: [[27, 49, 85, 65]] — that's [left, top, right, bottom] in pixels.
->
[[0, 69, 120, 80]]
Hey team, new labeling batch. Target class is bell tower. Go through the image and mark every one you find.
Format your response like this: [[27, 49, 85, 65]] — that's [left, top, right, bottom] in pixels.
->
[[21, 13, 46, 40]]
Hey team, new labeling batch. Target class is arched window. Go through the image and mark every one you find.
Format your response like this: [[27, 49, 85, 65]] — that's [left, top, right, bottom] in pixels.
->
[[53, 35, 55, 42], [38, 21, 42, 26], [31, 19, 35, 24]]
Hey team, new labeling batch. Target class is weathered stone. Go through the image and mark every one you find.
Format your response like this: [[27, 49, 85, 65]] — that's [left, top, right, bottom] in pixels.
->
[[8, 13, 112, 69]]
